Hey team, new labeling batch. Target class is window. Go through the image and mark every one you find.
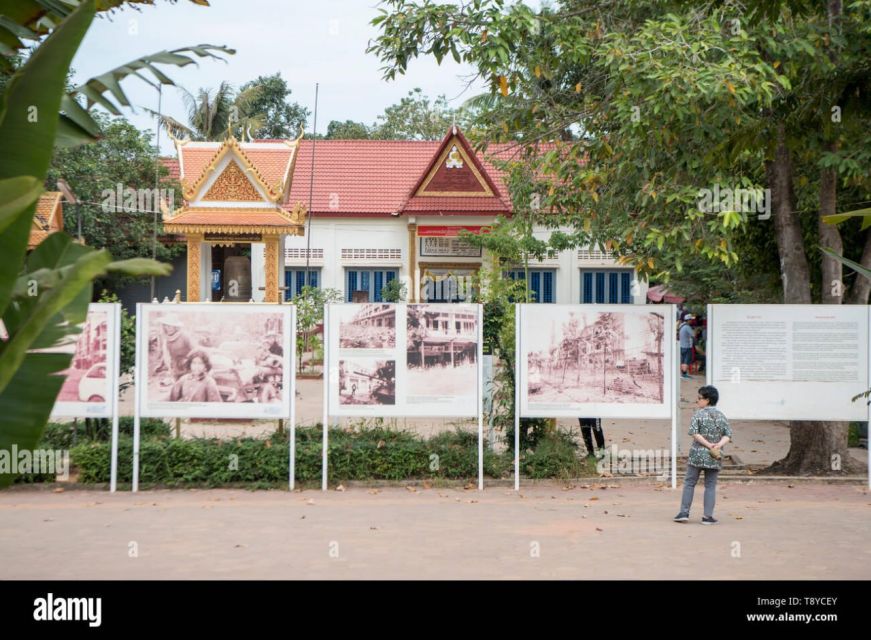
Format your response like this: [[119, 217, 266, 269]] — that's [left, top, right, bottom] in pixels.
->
[[284, 268, 320, 301], [504, 269, 556, 303], [580, 269, 633, 304], [345, 269, 397, 302]]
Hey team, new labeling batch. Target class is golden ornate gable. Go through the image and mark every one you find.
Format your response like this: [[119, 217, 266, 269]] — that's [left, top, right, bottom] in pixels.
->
[[203, 160, 262, 201]]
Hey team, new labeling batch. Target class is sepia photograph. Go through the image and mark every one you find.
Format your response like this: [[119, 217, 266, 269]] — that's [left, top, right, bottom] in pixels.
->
[[406, 304, 477, 399], [525, 308, 665, 406], [339, 303, 396, 349], [143, 307, 287, 412], [338, 359, 396, 405], [56, 309, 110, 404]]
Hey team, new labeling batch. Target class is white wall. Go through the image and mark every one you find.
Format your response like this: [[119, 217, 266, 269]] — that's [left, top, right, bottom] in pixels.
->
[[284, 218, 647, 304]]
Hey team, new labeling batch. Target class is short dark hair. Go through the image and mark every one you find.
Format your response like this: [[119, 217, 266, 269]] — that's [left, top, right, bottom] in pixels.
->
[[186, 350, 212, 372], [698, 385, 719, 406]]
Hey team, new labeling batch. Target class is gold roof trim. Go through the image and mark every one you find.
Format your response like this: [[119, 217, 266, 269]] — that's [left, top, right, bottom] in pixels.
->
[[182, 136, 289, 203]]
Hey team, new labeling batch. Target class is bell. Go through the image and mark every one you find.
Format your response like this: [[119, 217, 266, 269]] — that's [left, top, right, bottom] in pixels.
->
[[223, 256, 252, 301]]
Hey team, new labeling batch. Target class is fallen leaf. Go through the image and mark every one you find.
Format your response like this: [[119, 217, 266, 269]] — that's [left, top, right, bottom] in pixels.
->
[[53, 488, 64, 494], [406, 486, 417, 493], [596, 527, 604, 532], [589, 496, 599, 501]]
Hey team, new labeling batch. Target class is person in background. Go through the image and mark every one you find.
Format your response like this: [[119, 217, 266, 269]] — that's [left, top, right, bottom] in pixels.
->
[[674, 385, 732, 525], [578, 417, 605, 458], [678, 313, 695, 379]]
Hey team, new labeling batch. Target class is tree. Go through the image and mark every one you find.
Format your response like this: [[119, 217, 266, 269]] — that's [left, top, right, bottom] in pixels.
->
[[324, 119, 371, 139], [320, 89, 473, 140], [372, 88, 459, 140], [239, 73, 309, 139], [369, 0, 871, 475], [46, 111, 184, 293]]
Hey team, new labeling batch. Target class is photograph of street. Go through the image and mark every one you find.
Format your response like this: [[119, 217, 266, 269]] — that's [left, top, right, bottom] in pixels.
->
[[338, 359, 396, 405], [338, 303, 396, 349], [525, 308, 666, 405], [406, 304, 477, 400], [55, 309, 109, 404]]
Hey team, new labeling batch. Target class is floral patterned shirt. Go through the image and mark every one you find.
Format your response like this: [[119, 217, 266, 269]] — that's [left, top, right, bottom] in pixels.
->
[[688, 406, 732, 469]]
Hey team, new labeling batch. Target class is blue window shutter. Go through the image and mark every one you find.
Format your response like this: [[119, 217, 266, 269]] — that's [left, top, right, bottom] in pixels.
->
[[347, 270, 357, 302], [284, 270, 293, 301], [609, 272, 619, 303], [620, 272, 631, 303], [530, 271, 541, 303], [309, 270, 319, 289], [386, 270, 396, 283], [582, 272, 593, 303], [374, 271, 384, 302], [296, 270, 305, 296], [360, 271, 370, 298], [595, 272, 606, 303], [543, 271, 554, 303]]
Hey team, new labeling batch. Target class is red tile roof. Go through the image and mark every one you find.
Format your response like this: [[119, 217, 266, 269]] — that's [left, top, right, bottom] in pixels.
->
[[29, 192, 63, 249], [161, 129, 555, 218], [159, 156, 180, 181], [175, 139, 296, 200], [285, 136, 534, 216]]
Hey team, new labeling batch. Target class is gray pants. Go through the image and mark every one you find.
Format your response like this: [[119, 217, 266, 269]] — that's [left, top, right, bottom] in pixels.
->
[[679, 465, 719, 518]]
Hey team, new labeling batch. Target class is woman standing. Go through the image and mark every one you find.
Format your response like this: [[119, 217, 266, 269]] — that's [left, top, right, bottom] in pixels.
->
[[674, 385, 732, 525]]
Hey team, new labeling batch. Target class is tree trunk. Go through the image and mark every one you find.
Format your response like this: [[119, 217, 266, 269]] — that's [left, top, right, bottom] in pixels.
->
[[819, 142, 843, 303], [768, 421, 864, 475], [767, 124, 812, 303], [846, 228, 871, 304], [763, 123, 863, 476]]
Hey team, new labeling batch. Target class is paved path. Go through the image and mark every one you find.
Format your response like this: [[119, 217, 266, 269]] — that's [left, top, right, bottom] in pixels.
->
[[2, 483, 868, 579]]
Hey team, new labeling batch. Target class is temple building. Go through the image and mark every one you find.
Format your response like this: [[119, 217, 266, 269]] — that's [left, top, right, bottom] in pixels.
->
[[163, 134, 307, 303], [161, 127, 646, 305]]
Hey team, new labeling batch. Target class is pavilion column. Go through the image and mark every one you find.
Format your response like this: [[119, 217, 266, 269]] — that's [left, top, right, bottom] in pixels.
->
[[407, 222, 417, 302], [186, 235, 203, 302], [264, 235, 281, 303]]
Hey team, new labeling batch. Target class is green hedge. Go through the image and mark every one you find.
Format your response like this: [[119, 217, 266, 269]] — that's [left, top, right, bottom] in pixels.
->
[[18, 423, 594, 487]]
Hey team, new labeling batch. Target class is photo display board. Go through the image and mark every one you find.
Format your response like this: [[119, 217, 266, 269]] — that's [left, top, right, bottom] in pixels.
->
[[518, 304, 675, 419], [136, 303, 294, 419], [708, 304, 871, 421], [327, 303, 481, 417], [51, 303, 120, 419]]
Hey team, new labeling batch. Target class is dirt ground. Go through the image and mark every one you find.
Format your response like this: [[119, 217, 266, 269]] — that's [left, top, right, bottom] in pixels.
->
[[1, 482, 869, 579]]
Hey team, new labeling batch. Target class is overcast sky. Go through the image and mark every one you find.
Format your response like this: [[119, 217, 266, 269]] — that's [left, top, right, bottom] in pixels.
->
[[70, 0, 490, 154]]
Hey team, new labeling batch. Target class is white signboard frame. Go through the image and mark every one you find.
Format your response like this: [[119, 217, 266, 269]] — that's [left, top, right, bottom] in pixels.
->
[[135, 303, 293, 419], [517, 304, 675, 420], [322, 303, 484, 491], [49, 302, 123, 492], [326, 303, 481, 418], [51, 303, 120, 420], [707, 304, 871, 422], [132, 303, 296, 492]]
